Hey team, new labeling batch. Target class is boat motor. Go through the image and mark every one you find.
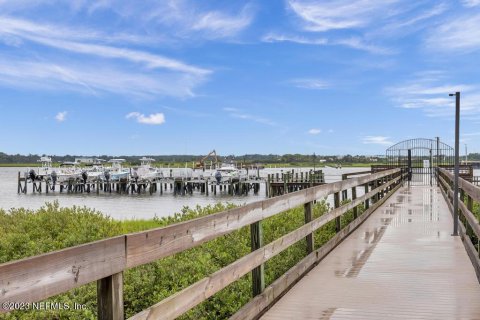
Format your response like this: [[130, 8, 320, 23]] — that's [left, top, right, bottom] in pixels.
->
[[28, 169, 37, 181], [104, 170, 110, 182], [215, 171, 222, 184], [81, 170, 88, 184], [51, 171, 57, 185]]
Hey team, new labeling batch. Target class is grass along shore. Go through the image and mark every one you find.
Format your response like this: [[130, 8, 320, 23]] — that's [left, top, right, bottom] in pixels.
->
[[0, 200, 360, 319]]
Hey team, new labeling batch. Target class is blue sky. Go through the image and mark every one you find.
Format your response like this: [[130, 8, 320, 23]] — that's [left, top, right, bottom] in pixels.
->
[[0, 0, 479, 156]]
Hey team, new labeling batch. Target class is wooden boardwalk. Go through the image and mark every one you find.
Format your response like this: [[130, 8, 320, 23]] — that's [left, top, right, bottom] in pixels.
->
[[261, 186, 480, 320]]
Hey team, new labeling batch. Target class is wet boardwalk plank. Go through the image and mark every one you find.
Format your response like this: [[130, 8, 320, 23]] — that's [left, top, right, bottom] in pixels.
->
[[260, 186, 480, 320]]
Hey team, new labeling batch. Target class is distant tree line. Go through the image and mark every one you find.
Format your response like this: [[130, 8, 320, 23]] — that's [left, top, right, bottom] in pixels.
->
[[0, 152, 390, 164]]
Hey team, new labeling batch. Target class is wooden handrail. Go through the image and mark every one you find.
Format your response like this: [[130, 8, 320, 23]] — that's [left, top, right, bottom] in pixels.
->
[[0, 168, 402, 320], [438, 167, 480, 281], [438, 168, 480, 238]]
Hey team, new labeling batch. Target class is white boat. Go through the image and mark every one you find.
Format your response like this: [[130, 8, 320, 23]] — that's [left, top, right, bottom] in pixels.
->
[[84, 166, 105, 182], [36, 156, 53, 177], [105, 159, 130, 181], [132, 157, 163, 182], [213, 164, 245, 183], [52, 162, 81, 183]]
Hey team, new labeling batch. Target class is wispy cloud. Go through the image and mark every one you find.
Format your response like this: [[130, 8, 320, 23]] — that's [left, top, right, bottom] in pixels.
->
[[362, 136, 393, 145], [146, 1, 255, 39], [0, 58, 204, 98], [287, 0, 400, 32], [461, 0, 480, 7], [262, 33, 327, 45], [0, 17, 210, 76], [290, 78, 329, 90], [223, 107, 277, 126], [55, 111, 67, 122], [0, 15, 211, 98], [386, 72, 480, 118], [126, 112, 166, 125], [308, 128, 321, 135], [262, 33, 392, 54], [425, 13, 480, 53], [191, 7, 254, 38]]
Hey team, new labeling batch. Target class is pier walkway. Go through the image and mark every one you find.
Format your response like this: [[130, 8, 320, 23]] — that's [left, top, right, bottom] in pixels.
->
[[3, 166, 480, 320], [261, 186, 480, 320]]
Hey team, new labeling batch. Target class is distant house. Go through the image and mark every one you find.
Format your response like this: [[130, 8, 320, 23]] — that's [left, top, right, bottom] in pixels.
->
[[75, 157, 95, 164]]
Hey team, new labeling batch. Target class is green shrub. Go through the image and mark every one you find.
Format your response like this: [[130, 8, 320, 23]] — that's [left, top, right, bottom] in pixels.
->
[[0, 198, 356, 319]]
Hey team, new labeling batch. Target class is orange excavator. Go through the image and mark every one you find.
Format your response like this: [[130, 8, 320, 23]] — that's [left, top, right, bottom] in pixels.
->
[[195, 150, 219, 169]]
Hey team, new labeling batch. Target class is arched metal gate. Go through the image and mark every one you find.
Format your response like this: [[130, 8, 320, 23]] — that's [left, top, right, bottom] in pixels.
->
[[386, 138, 454, 185]]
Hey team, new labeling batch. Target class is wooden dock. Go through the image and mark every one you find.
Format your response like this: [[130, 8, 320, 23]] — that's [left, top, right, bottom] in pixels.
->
[[260, 185, 480, 320], [3, 166, 480, 320], [16, 171, 265, 196], [266, 169, 325, 197]]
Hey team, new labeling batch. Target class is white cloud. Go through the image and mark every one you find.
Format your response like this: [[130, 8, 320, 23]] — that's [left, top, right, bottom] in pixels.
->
[[262, 33, 327, 45], [262, 33, 391, 54], [287, 0, 400, 32], [333, 37, 394, 55], [461, 0, 480, 7], [0, 17, 210, 76], [0, 16, 211, 98], [146, 1, 254, 39], [223, 107, 276, 126], [126, 112, 165, 125], [0, 58, 204, 98], [191, 8, 253, 38], [55, 111, 67, 122], [291, 78, 329, 90], [386, 72, 480, 118], [362, 136, 393, 145], [425, 13, 480, 53], [308, 128, 321, 135]]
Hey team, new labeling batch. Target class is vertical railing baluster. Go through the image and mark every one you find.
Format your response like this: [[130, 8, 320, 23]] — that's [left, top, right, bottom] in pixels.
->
[[304, 202, 314, 254], [334, 192, 341, 232], [352, 187, 357, 219], [250, 221, 265, 297]]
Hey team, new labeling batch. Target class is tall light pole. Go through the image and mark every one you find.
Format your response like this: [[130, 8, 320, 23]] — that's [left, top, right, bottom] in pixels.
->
[[465, 144, 468, 164], [449, 92, 460, 236]]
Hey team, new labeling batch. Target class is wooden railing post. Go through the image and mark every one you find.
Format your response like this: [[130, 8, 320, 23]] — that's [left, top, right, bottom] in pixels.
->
[[250, 221, 265, 296], [304, 202, 314, 253], [334, 192, 341, 232], [97, 272, 124, 320], [341, 174, 348, 200], [372, 180, 378, 203], [364, 184, 369, 210], [352, 187, 357, 219]]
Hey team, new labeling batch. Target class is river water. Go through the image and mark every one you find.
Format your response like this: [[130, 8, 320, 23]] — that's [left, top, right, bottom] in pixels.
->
[[0, 166, 374, 219]]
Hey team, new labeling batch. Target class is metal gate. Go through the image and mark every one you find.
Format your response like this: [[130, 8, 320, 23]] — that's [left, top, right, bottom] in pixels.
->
[[386, 138, 454, 186]]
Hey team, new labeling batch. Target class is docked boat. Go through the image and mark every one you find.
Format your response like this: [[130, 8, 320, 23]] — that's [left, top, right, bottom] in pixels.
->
[[83, 166, 105, 182], [52, 162, 81, 183], [213, 164, 244, 183], [36, 156, 53, 178], [131, 157, 163, 182], [105, 159, 130, 182]]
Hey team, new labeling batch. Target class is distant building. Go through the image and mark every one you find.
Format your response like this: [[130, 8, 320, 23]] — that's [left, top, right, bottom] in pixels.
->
[[75, 157, 95, 164]]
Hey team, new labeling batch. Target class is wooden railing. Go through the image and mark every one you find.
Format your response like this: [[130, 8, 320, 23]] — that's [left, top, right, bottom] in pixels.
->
[[0, 168, 404, 320], [438, 168, 480, 280]]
